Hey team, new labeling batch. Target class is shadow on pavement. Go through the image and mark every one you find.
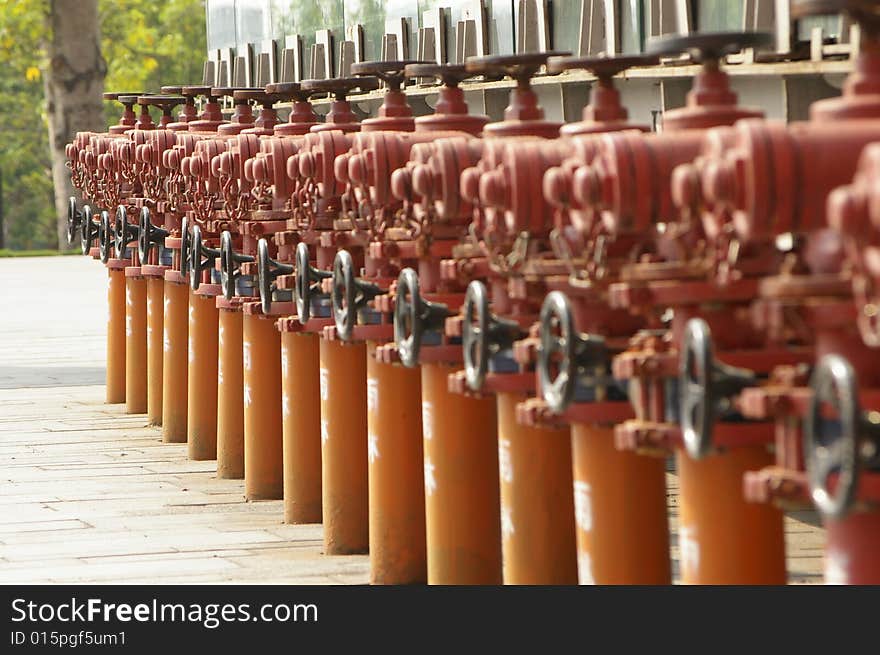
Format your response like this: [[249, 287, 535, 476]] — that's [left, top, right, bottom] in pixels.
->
[[0, 366, 105, 389]]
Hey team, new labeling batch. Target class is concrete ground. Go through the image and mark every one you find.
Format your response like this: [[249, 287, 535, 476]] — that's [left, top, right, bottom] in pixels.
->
[[0, 256, 367, 584], [0, 256, 824, 584]]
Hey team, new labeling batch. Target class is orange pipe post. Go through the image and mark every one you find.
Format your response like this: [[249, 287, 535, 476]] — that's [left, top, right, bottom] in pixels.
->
[[422, 363, 502, 585], [367, 348, 427, 584], [824, 511, 880, 584], [106, 263, 127, 404], [242, 311, 283, 500], [146, 275, 165, 425], [187, 288, 219, 460], [497, 390, 578, 585], [280, 330, 322, 523], [216, 304, 244, 479], [676, 445, 786, 584], [571, 423, 671, 584], [162, 272, 189, 443], [319, 338, 369, 555], [124, 269, 147, 414]]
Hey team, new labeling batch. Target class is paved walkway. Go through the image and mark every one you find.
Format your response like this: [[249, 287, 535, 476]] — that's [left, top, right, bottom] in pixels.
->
[[0, 256, 368, 584], [0, 256, 824, 584]]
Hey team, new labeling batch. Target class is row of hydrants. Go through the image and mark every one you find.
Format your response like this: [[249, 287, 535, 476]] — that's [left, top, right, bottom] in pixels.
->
[[64, 14, 880, 585]]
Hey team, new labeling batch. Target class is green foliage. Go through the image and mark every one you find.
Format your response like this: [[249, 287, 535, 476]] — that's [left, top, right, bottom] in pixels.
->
[[0, 0, 207, 250], [0, 0, 53, 250], [100, 0, 208, 125], [0, 248, 78, 257]]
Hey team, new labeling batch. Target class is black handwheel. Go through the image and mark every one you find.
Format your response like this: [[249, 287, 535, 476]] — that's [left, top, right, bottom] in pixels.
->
[[114, 205, 138, 257], [394, 267, 450, 368], [257, 238, 273, 314], [138, 207, 152, 263], [805, 355, 862, 519], [138, 206, 169, 264], [331, 249, 382, 342], [80, 205, 97, 256], [462, 280, 527, 391], [257, 237, 293, 315], [220, 231, 236, 300], [99, 210, 113, 264], [219, 230, 254, 300], [462, 281, 491, 391], [680, 318, 713, 458], [332, 250, 357, 341], [179, 217, 191, 276], [188, 225, 222, 291], [188, 224, 202, 290], [679, 318, 756, 459], [294, 242, 330, 324], [188, 225, 221, 291], [538, 291, 608, 413], [295, 243, 312, 323], [67, 197, 82, 245], [114, 206, 126, 256], [539, 292, 578, 413], [395, 268, 424, 368]]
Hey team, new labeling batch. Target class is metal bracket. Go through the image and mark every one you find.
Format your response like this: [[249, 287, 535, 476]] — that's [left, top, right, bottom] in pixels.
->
[[346, 24, 365, 64], [280, 35, 304, 83], [745, 1, 778, 40], [243, 43, 257, 86], [418, 27, 437, 65], [457, 0, 489, 62], [339, 24, 366, 80], [648, 0, 689, 40], [577, 1, 611, 56], [310, 44, 325, 80], [420, 8, 448, 65], [384, 17, 411, 60], [810, 20, 857, 62], [256, 52, 271, 87], [339, 40, 356, 78], [723, 0, 779, 63], [313, 29, 334, 79], [515, 0, 550, 53], [202, 57, 217, 86], [231, 53, 248, 87], [382, 34, 400, 61], [338, 25, 363, 79], [256, 39, 278, 86], [217, 47, 235, 87]]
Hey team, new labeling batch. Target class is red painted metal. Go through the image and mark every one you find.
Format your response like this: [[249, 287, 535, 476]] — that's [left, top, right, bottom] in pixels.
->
[[62, 6, 880, 587]]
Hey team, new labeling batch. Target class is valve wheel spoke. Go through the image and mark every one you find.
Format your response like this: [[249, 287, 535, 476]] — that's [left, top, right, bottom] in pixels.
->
[[680, 318, 714, 459], [394, 268, 419, 367], [463, 281, 490, 391], [806, 354, 861, 518], [539, 291, 577, 413]]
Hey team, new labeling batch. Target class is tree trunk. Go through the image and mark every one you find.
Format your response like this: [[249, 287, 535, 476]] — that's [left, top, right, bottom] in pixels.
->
[[45, 0, 106, 250]]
